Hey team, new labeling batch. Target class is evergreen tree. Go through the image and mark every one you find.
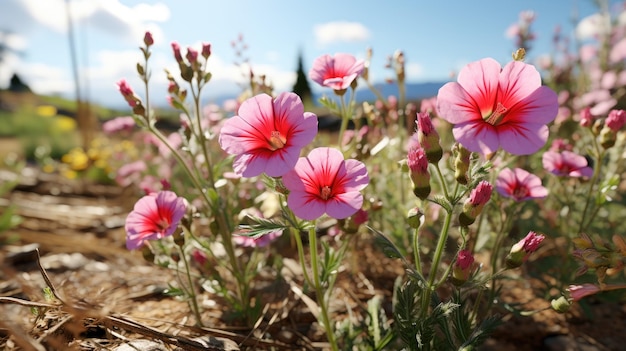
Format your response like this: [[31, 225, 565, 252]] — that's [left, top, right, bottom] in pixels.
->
[[292, 50, 313, 106]]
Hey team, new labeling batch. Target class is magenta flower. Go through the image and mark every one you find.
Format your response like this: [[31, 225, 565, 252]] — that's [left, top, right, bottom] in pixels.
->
[[282, 147, 369, 220], [496, 168, 548, 201], [542, 150, 593, 178], [125, 191, 187, 250], [219, 92, 318, 177], [437, 58, 558, 155], [309, 53, 365, 91]]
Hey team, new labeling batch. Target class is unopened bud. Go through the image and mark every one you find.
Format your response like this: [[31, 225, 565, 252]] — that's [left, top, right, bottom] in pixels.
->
[[512, 48, 526, 61], [599, 126, 616, 149], [505, 231, 545, 268], [407, 207, 424, 229], [453, 143, 471, 184], [416, 112, 442, 163], [201, 42, 212, 59], [551, 296, 571, 313], [143, 31, 154, 46]]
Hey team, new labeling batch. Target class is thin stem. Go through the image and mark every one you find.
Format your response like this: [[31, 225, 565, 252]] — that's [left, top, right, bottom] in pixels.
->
[[578, 137, 604, 234], [434, 163, 450, 200], [412, 228, 422, 273], [337, 93, 350, 153], [308, 227, 339, 351], [421, 209, 453, 317], [178, 245, 203, 327]]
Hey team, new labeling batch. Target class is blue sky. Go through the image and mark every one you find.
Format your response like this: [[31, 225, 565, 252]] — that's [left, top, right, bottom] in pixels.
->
[[0, 0, 622, 108]]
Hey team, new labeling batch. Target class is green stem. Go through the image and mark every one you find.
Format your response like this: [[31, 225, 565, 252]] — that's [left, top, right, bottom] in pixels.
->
[[178, 245, 203, 326], [578, 137, 604, 234], [421, 209, 453, 317], [308, 227, 339, 351], [412, 228, 422, 273], [337, 93, 350, 153], [434, 163, 450, 200]]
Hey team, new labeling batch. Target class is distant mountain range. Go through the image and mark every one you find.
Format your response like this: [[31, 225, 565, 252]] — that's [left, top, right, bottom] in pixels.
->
[[351, 81, 449, 103]]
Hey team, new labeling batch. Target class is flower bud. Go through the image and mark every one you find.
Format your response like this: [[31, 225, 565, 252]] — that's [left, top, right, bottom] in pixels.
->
[[143, 31, 154, 46], [459, 181, 492, 226], [606, 109, 625, 131], [550, 296, 571, 313], [407, 207, 424, 229], [512, 48, 526, 61], [416, 112, 442, 163], [453, 143, 471, 185], [407, 147, 431, 200], [201, 42, 212, 59], [451, 249, 475, 286], [567, 283, 601, 302], [579, 107, 593, 128], [599, 126, 616, 149], [171, 42, 183, 64], [505, 231, 545, 268]]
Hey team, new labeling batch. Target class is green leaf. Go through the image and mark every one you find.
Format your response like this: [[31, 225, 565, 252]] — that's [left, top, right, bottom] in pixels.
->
[[368, 226, 406, 261], [237, 215, 288, 239]]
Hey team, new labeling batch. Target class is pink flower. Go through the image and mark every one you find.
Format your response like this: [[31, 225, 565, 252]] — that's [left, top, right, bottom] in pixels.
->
[[542, 150, 593, 178], [233, 229, 283, 248], [506, 231, 545, 268], [218, 92, 318, 177], [282, 147, 369, 220], [567, 284, 601, 302], [102, 116, 135, 134], [125, 191, 187, 250], [606, 109, 625, 131], [309, 53, 365, 91], [437, 58, 558, 155], [115, 160, 147, 187], [496, 168, 548, 201]]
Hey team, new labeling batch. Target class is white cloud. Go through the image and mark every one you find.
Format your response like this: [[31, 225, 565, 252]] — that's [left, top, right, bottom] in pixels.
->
[[0, 0, 169, 42], [405, 62, 424, 80], [576, 13, 610, 40], [314, 21, 370, 46], [17, 62, 74, 96]]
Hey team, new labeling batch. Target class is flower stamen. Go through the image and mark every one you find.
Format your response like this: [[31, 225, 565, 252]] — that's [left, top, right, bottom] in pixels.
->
[[484, 102, 508, 126], [268, 130, 287, 150], [320, 185, 332, 200]]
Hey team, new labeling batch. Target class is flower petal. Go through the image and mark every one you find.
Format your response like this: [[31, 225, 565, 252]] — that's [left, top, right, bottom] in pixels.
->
[[287, 193, 326, 221], [326, 192, 363, 219], [498, 123, 549, 155], [452, 121, 500, 155]]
